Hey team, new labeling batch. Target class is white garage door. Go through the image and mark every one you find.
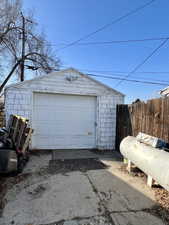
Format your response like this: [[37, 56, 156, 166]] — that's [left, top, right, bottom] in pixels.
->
[[32, 93, 97, 149]]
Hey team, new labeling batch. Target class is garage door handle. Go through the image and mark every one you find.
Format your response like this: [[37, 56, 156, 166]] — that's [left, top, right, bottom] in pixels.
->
[[95, 122, 97, 126]]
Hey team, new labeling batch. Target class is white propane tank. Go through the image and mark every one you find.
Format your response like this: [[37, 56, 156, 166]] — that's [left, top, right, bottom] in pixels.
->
[[120, 136, 169, 191]]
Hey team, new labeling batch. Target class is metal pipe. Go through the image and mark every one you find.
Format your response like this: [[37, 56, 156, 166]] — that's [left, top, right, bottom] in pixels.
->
[[120, 136, 169, 191]]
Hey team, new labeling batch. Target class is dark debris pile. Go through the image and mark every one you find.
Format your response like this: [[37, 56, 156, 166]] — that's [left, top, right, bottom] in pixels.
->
[[49, 158, 108, 174], [152, 188, 169, 224]]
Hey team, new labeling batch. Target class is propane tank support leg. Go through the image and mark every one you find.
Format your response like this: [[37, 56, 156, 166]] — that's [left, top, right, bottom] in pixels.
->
[[147, 175, 153, 188], [127, 160, 133, 173]]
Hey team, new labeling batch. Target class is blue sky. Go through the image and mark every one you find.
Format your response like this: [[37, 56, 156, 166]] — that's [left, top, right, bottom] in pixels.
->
[[23, 0, 169, 103]]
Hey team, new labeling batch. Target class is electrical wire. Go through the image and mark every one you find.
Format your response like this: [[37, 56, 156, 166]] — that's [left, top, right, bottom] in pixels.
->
[[56, 37, 169, 46], [114, 38, 169, 87], [62, 66, 169, 83], [79, 69, 169, 75], [85, 72, 169, 83], [60, 66, 169, 75], [57, 0, 156, 51], [87, 73, 169, 86]]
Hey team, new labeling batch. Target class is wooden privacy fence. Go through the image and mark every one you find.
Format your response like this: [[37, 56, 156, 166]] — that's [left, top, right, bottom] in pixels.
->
[[116, 97, 169, 150]]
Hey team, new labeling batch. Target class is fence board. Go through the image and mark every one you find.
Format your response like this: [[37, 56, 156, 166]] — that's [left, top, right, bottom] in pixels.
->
[[116, 97, 169, 150]]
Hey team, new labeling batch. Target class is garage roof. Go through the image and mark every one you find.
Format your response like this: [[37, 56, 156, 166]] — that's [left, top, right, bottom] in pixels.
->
[[5, 68, 125, 96]]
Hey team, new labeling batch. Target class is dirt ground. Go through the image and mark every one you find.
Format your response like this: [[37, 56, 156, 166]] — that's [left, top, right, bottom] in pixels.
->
[[0, 151, 168, 225]]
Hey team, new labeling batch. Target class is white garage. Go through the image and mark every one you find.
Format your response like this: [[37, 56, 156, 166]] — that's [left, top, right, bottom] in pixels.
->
[[5, 68, 124, 150]]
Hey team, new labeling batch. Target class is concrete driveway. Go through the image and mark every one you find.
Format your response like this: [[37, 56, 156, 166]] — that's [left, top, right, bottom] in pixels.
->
[[0, 152, 165, 225]]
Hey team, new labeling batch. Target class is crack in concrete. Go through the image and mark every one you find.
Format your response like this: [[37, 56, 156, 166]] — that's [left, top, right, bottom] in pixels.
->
[[38, 172, 163, 225], [82, 172, 162, 225], [39, 208, 163, 225], [41, 219, 65, 225], [108, 208, 159, 214], [83, 172, 115, 225], [39, 215, 103, 225]]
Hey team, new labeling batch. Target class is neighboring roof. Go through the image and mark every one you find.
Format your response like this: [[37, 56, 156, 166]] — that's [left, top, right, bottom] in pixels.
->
[[159, 86, 169, 96], [5, 67, 125, 96]]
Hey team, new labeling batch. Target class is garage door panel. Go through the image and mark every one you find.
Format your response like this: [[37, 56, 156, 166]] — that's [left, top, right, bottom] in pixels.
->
[[34, 123, 95, 136], [34, 111, 95, 122], [34, 94, 95, 106], [34, 135, 95, 149], [35, 136, 93, 149], [32, 93, 96, 149], [34, 105, 95, 111], [33, 106, 95, 120]]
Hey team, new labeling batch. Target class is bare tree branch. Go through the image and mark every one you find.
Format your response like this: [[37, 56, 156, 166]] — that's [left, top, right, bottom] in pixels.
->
[[0, 60, 21, 93], [0, 0, 60, 90]]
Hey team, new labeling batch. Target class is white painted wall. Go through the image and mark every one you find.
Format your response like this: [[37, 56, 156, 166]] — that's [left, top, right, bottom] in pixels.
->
[[5, 68, 124, 150]]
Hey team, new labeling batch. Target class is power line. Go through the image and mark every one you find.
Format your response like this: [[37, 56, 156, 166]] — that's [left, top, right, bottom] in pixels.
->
[[87, 73, 169, 86], [57, 0, 156, 51], [126, 71, 169, 74], [61, 66, 169, 83], [85, 71, 169, 83], [57, 37, 169, 46], [80, 69, 169, 75], [49, 36, 169, 47], [60, 66, 169, 74], [114, 38, 169, 87]]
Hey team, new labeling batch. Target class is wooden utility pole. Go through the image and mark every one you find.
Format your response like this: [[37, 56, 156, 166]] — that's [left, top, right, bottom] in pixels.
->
[[20, 12, 25, 82]]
